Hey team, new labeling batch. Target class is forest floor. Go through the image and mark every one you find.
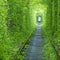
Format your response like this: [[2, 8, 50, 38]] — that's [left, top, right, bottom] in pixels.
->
[[24, 24, 44, 60]]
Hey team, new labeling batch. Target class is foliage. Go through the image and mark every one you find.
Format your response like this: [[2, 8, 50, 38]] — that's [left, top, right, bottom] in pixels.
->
[[42, 0, 60, 60], [0, 0, 36, 60], [0, 0, 60, 60]]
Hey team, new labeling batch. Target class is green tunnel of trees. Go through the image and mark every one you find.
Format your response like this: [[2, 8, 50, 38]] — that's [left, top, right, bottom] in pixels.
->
[[0, 0, 60, 60]]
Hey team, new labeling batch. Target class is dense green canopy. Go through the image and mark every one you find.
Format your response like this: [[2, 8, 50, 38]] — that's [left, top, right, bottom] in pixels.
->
[[0, 0, 60, 60]]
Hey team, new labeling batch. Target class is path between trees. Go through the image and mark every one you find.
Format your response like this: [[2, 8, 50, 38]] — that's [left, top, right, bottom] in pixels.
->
[[24, 25, 44, 60]]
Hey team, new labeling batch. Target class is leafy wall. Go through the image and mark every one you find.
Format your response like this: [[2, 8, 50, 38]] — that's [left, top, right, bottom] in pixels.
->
[[42, 0, 60, 60], [0, 0, 36, 60]]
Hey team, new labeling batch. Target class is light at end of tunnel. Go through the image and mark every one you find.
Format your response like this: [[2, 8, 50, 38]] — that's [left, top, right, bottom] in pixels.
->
[[38, 17, 41, 22]]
